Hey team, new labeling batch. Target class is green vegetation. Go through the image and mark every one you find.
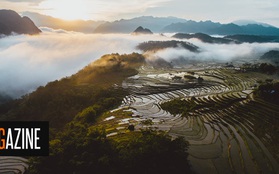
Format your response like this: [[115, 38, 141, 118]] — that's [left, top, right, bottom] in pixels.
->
[[0, 53, 145, 129], [173, 33, 235, 44], [160, 98, 197, 117], [240, 63, 278, 74], [0, 94, 12, 105], [161, 96, 243, 117], [255, 82, 279, 104], [0, 53, 194, 174], [261, 50, 279, 64], [258, 63, 278, 74], [29, 126, 192, 174]]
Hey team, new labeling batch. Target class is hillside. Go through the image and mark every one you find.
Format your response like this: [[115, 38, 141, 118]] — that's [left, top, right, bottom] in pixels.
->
[[137, 40, 199, 52], [23, 12, 104, 33], [0, 53, 145, 128], [1, 51, 279, 174], [225, 35, 279, 43], [0, 53, 194, 174], [261, 50, 279, 63], [172, 33, 279, 44], [172, 33, 236, 44], [0, 10, 41, 35]]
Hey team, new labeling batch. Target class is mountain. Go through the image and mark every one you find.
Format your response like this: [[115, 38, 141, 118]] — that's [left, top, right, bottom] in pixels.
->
[[172, 32, 279, 44], [137, 40, 199, 52], [163, 21, 279, 36], [29, 13, 279, 36], [208, 23, 245, 35], [224, 35, 279, 43], [241, 24, 279, 35], [0, 53, 145, 128], [22, 12, 105, 33], [233, 20, 274, 27], [260, 50, 279, 63], [172, 33, 237, 44], [132, 26, 153, 35], [0, 10, 41, 35], [163, 20, 221, 33], [94, 16, 187, 33], [0, 94, 12, 105]]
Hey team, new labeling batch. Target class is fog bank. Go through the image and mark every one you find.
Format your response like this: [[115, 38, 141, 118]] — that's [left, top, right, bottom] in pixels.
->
[[149, 39, 279, 64], [0, 30, 167, 98], [1, 30, 278, 98]]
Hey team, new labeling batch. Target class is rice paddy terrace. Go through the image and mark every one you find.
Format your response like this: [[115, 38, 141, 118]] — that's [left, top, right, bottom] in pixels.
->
[[0, 156, 28, 174], [119, 65, 279, 174], [1, 65, 278, 174]]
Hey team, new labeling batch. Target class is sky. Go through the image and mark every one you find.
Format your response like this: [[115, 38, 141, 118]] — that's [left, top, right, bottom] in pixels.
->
[[0, 0, 279, 27]]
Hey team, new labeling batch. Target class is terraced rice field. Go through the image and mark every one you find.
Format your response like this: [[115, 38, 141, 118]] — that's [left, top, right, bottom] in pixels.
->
[[120, 66, 279, 174], [0, 156, 28, 174]]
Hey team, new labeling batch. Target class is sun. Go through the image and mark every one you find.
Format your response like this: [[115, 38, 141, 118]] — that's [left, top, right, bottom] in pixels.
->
[[39, 0, 91, 20]]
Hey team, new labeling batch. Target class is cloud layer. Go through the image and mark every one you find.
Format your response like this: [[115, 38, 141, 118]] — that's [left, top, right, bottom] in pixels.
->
[[150, 39, 279, 64], [0, 30, 166, 98], [1, 30, 279, 99]]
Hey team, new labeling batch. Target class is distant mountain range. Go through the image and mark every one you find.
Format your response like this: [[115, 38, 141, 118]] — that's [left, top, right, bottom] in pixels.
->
[[232, 20, 274, 27], [224, 35, 279, 43], [0, 10, 41, 35], [4, 10, 279, 36], [163, 21, 279, 36], [94, 16, 187, 33], [22, 12, 105, 33], [173, 33, 279, 43], [94, 17, 279, 36]]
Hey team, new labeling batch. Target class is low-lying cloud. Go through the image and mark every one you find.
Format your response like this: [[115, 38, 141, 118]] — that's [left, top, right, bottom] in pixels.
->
[[149, 39, 279, 64], [1, 30, 279, 99], [0, 30, 166, 98]]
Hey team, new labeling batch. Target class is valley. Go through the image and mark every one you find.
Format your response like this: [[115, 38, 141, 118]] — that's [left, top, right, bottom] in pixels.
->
[[1, 8, 279, 174], [0, 52, 278, 174], [110, 65, 279, 173], [0, 49, 278, 173]]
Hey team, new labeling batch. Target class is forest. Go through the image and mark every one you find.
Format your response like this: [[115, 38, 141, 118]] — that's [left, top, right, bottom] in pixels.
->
[[0, 53, 193, 174]]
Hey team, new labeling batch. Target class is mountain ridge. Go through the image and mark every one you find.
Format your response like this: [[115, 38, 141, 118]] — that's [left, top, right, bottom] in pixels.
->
[[163, 21, 279, 36], [94, 16, 188, 33], [22, 11, 105, 33], [0, 9, 41, 35], [18, 11, 279, 35]]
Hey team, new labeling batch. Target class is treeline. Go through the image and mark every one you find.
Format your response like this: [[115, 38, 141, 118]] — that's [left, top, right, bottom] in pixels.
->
[[29, 123, 193, 174], [255, 82, 279, 104], [172, 33, 236, 44], [161, 96, 244, 117], [137, 40, 199, 52], [240, 63, 278, 74], [1, 53, 194, 174], [0, 53, 145, 129]]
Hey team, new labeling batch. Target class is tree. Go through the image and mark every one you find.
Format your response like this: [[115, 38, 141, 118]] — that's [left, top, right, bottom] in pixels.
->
[[128, 125, 135, 131]]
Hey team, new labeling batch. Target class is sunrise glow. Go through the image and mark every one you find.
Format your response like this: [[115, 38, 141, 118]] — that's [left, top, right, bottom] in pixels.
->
[[39, 0, 91, 20]]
